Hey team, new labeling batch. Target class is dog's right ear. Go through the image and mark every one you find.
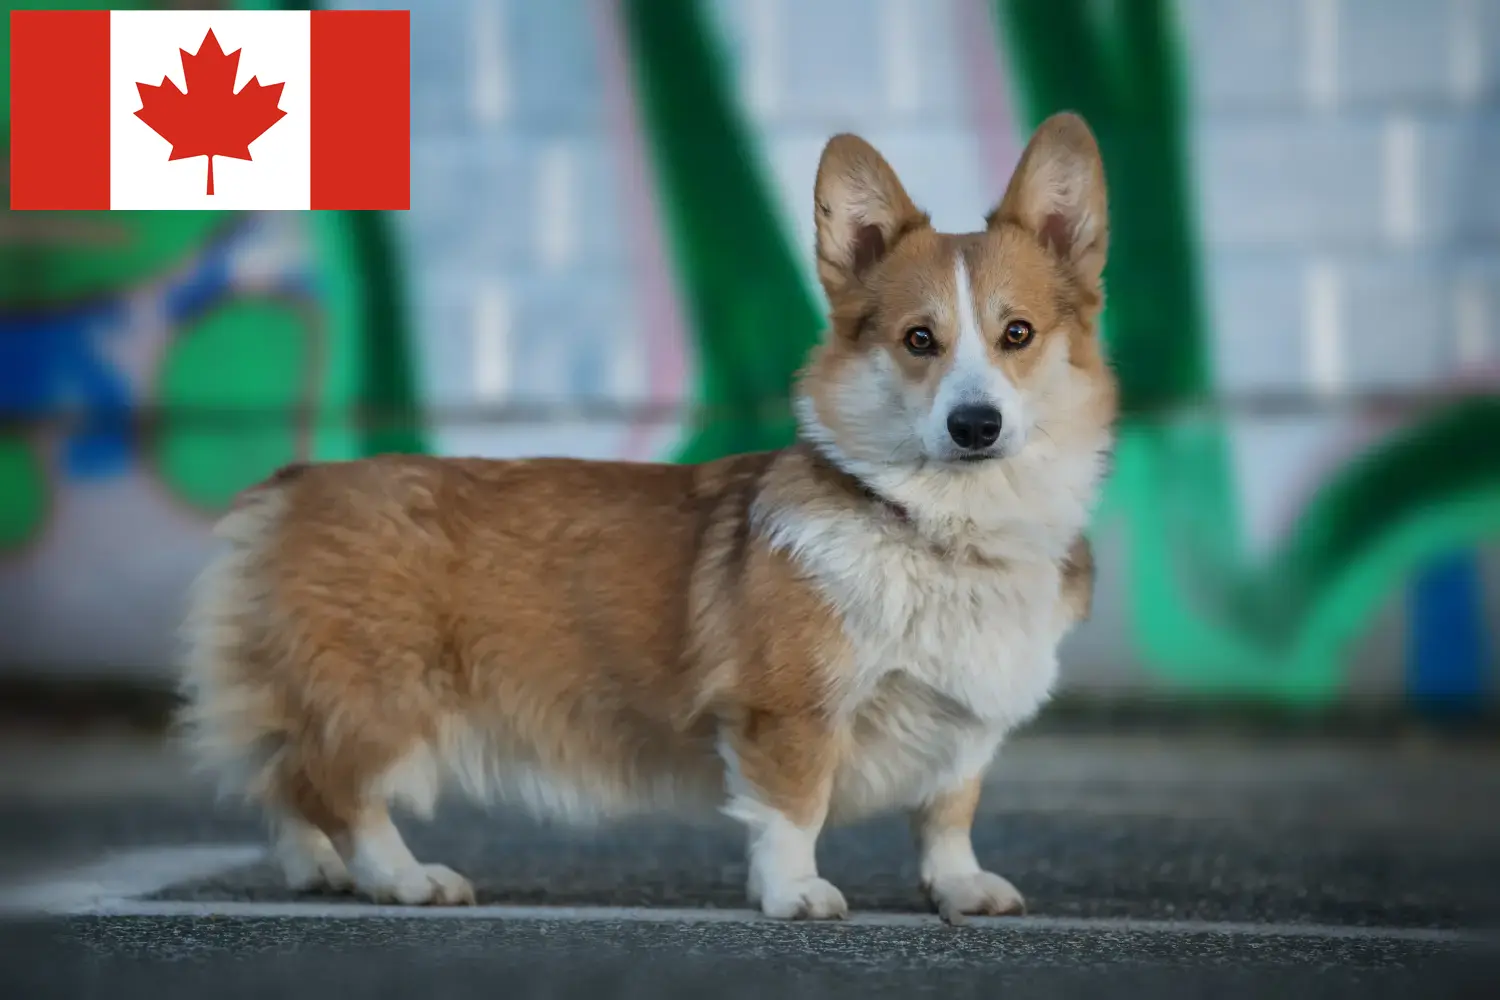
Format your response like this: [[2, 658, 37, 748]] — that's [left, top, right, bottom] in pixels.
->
[[813, 134, 929, 300]]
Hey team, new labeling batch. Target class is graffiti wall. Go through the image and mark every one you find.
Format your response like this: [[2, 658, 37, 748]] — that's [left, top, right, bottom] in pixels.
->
[[0, 1, 422, 674], [2, 0, 1496, 706]]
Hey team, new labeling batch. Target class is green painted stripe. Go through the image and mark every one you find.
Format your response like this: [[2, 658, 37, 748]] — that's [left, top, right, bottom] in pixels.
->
[[619, 0, 822, 463]]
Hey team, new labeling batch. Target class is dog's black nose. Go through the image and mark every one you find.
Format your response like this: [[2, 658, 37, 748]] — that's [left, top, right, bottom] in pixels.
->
[[947, 404, 1003, 450]]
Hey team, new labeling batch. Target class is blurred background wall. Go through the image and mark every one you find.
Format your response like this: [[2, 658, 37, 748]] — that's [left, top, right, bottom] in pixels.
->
[[1, 0, 1497, 711]]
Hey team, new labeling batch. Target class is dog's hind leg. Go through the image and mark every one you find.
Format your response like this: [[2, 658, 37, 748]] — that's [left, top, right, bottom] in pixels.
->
[[330, 803, 475, 906], [272, 812, 352, 893], [274, 736, 476, 907]]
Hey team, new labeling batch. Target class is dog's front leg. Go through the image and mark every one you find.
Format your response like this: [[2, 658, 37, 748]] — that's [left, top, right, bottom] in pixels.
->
[[913, 776, 1025, 924], [720, 711, 846, 920]]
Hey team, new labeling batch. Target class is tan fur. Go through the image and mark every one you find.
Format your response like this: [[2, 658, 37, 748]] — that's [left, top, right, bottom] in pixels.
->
[[1061, 535, 1097, 623], [184, 453, 818, 823], [179, 112, 1117, 919]]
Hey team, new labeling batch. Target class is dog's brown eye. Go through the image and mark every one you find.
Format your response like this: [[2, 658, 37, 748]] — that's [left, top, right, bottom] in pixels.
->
[[1002, 319, 1034, 349], [903, 327, 937, 355]]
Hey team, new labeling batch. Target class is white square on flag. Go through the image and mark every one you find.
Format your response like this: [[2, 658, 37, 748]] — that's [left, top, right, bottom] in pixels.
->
[[110, 12, 311, 211], [10, 9, 409, 211]]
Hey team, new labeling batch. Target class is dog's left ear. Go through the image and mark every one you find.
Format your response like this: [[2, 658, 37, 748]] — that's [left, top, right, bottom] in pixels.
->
[[987, 112, 1108, 288]]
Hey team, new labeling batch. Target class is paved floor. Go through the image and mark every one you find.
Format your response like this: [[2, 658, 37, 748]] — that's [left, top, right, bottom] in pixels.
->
[[1, 731, 1497, 998]]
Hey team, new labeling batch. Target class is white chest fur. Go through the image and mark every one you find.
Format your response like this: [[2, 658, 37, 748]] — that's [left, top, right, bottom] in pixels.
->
[[759, 500, 1068, 820]]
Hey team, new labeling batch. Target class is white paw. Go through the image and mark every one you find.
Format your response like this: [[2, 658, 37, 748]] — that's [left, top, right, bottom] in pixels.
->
[[279, 849, 353, 894], [360, 864, 476, 906], [757, 876, 848, 921], [275, 828, 352, 894], [924, 870, 1025, 924]]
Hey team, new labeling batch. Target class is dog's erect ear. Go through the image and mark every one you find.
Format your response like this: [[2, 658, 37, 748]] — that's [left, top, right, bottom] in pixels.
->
[[987, 112, 1108, 287], [813, 134, 929, 299]]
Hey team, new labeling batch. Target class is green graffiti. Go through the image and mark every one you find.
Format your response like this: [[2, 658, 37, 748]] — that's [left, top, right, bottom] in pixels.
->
[[0, 212, 230, 308], [621, 0, 822, 462], [312, 210, 426, 459], [152, 298, 313, 510], [994, 0, 1500, 700], [996, 0, 1213, 413], [0, 438, 47, 549]]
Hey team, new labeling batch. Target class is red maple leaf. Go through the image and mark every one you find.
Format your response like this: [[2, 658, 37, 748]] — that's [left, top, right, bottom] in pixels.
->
[[134, 29, 286, 196]]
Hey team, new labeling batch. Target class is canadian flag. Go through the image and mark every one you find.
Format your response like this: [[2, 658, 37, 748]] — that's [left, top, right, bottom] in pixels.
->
[[9, 9, 409, 210]]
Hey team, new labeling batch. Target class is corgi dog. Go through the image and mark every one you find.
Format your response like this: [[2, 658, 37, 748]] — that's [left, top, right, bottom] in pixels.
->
[[179, 112, 1117, 922]]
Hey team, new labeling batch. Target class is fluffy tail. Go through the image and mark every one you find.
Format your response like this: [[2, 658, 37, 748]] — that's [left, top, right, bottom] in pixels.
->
[[175, 468, 303, 804]]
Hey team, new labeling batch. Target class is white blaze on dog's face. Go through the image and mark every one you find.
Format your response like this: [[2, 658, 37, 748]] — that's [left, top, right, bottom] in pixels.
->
[[800, 113, 1115, 480]]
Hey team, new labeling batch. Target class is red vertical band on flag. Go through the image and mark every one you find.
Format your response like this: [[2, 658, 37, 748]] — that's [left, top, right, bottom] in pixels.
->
[[9, 10, 111, 210], [310, 10, 409, 210]]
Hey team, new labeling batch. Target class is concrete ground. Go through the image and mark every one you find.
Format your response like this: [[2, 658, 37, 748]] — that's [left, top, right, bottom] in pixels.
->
[[1, 728, 1497, 998]]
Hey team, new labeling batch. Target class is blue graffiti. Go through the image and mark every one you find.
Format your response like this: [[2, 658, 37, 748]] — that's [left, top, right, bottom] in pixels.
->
[[1408, 553, 1489, 715], [0, 303, 133, 479], [0, 219, 313, 481]]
